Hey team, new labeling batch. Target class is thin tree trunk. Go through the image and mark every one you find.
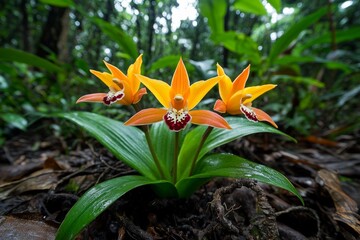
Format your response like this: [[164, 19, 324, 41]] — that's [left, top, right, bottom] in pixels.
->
[[36, 6, 68, 58], [20, 0, 30, 52], [146, 0, 156, 61]]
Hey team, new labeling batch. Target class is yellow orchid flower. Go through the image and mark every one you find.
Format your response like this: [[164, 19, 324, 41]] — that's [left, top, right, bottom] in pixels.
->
[[76, 55, 147, 106], [214, 64, 278, 128], [125, 58, 231, 131]]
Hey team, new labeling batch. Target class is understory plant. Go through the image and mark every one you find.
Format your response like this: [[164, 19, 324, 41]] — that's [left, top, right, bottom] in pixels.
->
[[55, 55, 303, 240]]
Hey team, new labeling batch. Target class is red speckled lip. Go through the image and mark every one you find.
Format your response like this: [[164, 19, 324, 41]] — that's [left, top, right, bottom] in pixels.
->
[[163, 110, 191, 131]]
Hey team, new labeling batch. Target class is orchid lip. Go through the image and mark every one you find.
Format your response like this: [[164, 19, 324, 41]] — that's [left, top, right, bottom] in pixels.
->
[[163, 108, 191, 131], [103, 90, 124, 105], [240, 104, 258, 122]]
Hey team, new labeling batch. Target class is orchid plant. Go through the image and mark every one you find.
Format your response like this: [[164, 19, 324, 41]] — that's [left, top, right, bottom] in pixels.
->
[[55, 55, 303, 240]]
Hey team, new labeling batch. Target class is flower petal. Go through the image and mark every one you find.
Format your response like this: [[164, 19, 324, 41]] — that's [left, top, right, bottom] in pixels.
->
[[188, 76, 221, 110], [190, 110, 231, 129], [226, 90, 243, 115], [170, 58, 190, 100], [76, 93, 107, 103], [252, 107, 278, 128], [136, 74, 171, 108], [103, 61, 128, 82], [231, 65, 250, 94], [90, 70, 119, 90], [213, 99, 227, 113], [125, 108, 167, 126], [132, 87, 147, 104], [216, 64, 233, 102], [242, 84, 277, 105], [127, 54, 143, 93]]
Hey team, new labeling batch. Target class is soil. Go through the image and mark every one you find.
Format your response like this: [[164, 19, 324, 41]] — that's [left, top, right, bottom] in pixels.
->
[[0, 120, 359, 240]]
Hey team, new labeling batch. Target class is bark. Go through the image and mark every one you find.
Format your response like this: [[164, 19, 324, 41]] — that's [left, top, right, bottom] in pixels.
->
[[20, 0, 30, 52], [146, 0, 156, 61], [36, 6, 68, 59]]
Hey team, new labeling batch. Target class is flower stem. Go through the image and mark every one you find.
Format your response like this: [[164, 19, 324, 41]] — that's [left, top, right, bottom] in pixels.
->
[[189, 126, 213, 176], [172, 131, 180, 183], [132, 103, 166, 179], [144, 129, 166, 179]]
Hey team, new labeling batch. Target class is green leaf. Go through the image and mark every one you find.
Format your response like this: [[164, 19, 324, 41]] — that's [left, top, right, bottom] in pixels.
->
[[56, 175, 168, 240], [178, 117, 295, 179], [234, 0, 267, 16], [199, 0, 227, 34], [271, 75, 325, 87], [293, 26, 360, 55], [91, 18, 138, 60], [212, 31, 261, 63], [55, 112, 159, 179], [274, 55, 353, 73], [0, 113, 28, 131], [150, 121, 189, 179], [0, 48, 63, 72], [268, 7, 327, 64], [177, 153, 303, 204], [40, 0, 74, 7], [148, 55, 182, 73], [337, 85, 360, 107], [267, 0, 282, 13]]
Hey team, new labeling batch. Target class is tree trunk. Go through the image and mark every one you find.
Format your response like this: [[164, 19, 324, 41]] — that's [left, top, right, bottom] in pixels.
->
[[36, 6, 68, 60]]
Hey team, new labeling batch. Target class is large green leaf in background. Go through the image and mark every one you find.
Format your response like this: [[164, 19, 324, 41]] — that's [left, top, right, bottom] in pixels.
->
[[56, 175, 168, 240], [0, 48, 63, 72], [267, 0, 282, 13], [56, 112, 159, 179], [91, 18, 138, 60], [293, 26, 360, 55], [177, 153, 303, 204], [178, 117, 295, 179], [234, 0, 267, 16], [199, 0, 227, 34], [268, 7, 327, 64], [212, 31, 261, 64], [40, 0, 74, 7]]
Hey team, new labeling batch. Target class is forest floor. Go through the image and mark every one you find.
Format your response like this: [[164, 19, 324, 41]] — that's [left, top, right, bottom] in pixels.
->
[[0, 120, 359, 240]]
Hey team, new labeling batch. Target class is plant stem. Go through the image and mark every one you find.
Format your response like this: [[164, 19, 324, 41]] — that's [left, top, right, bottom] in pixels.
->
[[189, 126, 213, 176], [132, 103, 166, 179], [172, 131, 180, 183], [144, 129, 166, 179]]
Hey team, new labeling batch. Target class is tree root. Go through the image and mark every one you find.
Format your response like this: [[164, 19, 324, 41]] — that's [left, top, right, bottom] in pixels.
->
[[210, 179, 279, 240]]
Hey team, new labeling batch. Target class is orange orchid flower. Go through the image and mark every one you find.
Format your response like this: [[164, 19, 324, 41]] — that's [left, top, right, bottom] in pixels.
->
[[125, 59, 231, 131], [214, 64, 278, 128], [76, 55, 147, 106]]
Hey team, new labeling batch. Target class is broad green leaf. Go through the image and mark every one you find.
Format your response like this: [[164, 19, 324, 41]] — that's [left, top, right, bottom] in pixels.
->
[[274, 55, 352, 73], [0, 48, 63, 72], [177, 153, 303, 204], [0, 113, 28, 131], [293, 27, 360, 55], [148, 55, 182, 73], [268, 7, 327, 64], [55, 112, 159, 179], [271, 75, 325, 87], [267, 0, 282, 13], [91, 18, 138, 60], [212, 31, 261, 63], [40, 0, 74, 7], [56, 175, 168, 240], [199, 0, 227, 34], [178, 117, 295, 179], [150, 121, 189, 179], [234, 0, 267, 16]]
